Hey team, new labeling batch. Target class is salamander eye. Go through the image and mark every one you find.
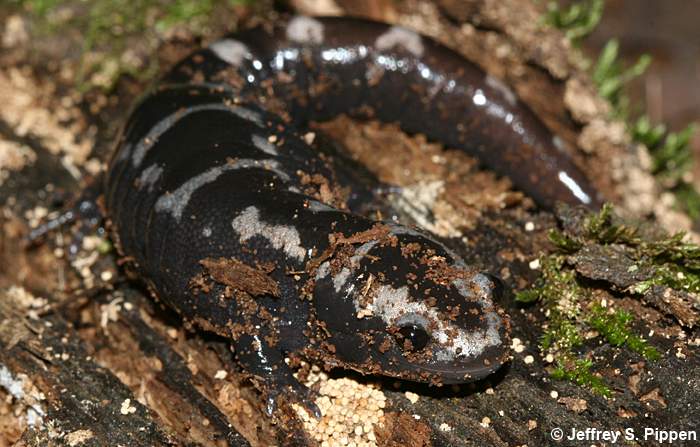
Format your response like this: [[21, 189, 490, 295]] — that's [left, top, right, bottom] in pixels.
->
[[396, 324, 430, 352]]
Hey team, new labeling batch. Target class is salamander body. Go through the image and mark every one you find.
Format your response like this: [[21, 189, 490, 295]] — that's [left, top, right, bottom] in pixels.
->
[[105, 16, 598, 413]]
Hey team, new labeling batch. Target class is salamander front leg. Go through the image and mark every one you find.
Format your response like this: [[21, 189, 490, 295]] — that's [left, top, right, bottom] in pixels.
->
[[234, 333, 321, 420], [26, 178, 105, 257]]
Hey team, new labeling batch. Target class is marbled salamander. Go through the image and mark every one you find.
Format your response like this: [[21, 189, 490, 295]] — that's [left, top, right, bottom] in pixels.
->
[[105, 16, 599, 415]]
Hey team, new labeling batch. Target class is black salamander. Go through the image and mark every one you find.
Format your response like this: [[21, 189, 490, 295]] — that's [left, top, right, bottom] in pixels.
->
[[104, 16, 600, 415]]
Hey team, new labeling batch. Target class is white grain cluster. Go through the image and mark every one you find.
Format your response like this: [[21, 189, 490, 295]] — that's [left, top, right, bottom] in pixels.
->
[[295, 366, 386, 447]]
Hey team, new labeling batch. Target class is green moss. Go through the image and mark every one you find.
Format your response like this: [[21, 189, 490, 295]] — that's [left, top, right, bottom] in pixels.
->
[[633, 117, 699, 217], [516, 256, 589, 371], [516, 256, 586, 355], [551, 359, 612, 397], [547, 228, 583, 253], [632, 264, 700, 295], [585, 205, 700, 293], [8, 0, 63, 16], [549, 204, 645, 254], [554, 204, 700, 294], [515, 256, 575, 306], [7, 0, 254, 91], [518, 204, 676, 395], [592, 39, 651, 119], [635, 119, 696, 184], [674, 183, 700, 221], [587, 304, 660, 360], [543, 0, 604, 44], [541, 318, 583, 354]]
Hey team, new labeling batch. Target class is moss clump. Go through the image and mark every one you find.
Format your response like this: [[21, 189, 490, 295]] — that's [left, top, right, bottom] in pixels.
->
[[517, 204, 673, 396], [633, 117, 699, 219], [587, 304, 660, 360], [552, 203, 700, 295], [634, 118, 697, 186], [543, 0, 604, 44], [549, 203, 640, 250], [6, 0, 254, 91], [547, 302, 660, 399], [592, 39, 651, 119], [551, 359, 612, 398], [516, 256, 585, 356]]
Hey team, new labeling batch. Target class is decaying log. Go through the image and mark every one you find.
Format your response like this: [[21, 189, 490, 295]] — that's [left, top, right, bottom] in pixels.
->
[[0, 289, 175, 446], [1, 0, 699, 446]]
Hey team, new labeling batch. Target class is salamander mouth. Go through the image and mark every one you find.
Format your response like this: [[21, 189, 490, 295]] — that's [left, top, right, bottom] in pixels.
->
[[388, 343, 510, 384], [418, 358, 506, 384]]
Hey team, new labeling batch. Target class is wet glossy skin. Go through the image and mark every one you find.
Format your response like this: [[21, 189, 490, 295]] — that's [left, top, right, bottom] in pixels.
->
[[166, 16, 601, 209], [105, 16, 597, 414]]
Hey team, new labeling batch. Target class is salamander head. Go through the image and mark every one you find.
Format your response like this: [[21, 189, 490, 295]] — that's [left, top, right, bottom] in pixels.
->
[[312, 229, 510, 384]]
